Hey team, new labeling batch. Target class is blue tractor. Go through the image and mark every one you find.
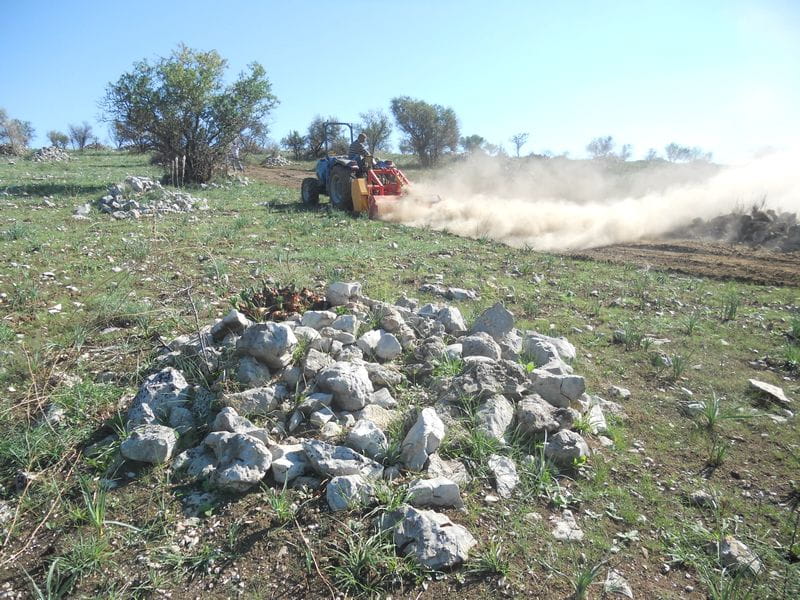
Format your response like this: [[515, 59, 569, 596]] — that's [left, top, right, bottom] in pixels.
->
[[301, 122, 360, 211]]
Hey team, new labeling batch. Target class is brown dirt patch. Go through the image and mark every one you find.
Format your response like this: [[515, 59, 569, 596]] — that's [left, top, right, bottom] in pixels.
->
[[247, 164, 312, 188], [570, 240, 800, 287]]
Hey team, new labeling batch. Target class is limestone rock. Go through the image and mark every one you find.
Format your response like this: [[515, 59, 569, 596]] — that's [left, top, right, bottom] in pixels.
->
[[302, 439, 383, 480], [545, 430, 590, 467], [316, 362, 374, 411], [716, 535, 762, 575], [529, 369, 586, 408], [375, 332, 403, 361], [210, 309, 250, 342], [346, 419, 388, 460], [204, 431, 272, 492], [401, 408, 446, 471], [236, 322, 297, 369], [461, 332, 502, 361], [121, 424, 178, 464], [127, 367, 189, 426], [488, 454, 518, 498], [476, 395, 514, 442], [392, 506, 476, 569], [327, 281, 362, 306], [550, 509, 584, 541], [426, 454, 471, 486], [271, 444, 309, 484], [470, 302, 514, 341], [748, 379, 792, 407], [326, 474, 375, 512], [237, 356, 271, 387], [408, 477, 463, 508], [220, 385, 287, 416], [211, 406, 270, 444], [436, 306, 467, 336], [604, 569, 634, 599], [300, 310, 337, 330]]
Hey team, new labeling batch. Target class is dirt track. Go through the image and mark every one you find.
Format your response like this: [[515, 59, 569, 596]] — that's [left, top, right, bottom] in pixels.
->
[[571, 240, 800, 287], [248, 167, 800, 287]]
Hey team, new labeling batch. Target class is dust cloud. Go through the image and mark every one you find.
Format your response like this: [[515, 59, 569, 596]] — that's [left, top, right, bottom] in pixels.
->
[[380, 152, 800, 251]]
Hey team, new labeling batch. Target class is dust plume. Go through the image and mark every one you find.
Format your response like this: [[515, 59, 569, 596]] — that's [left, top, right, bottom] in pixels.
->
[[381, 152, 800, 251]]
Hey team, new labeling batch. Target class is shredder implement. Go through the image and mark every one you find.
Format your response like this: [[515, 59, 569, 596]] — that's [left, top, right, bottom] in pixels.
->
[[300, 122, 410, 218]]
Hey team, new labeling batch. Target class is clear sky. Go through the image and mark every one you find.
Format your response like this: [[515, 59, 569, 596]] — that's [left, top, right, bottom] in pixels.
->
[[2, 0, 798, 162]]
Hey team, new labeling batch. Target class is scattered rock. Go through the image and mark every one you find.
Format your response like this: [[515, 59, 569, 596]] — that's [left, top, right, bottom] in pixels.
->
[[121, 425, 178, 464], [204, 431, 272, 492], [550, 509, 584, 541], [346, 419, 388, 460], [326, 475, 375, 512], [604, 569, 634, 598], [408, 477, 463, 508], [470, 302, 515, 341], [271, 444, 309, 484], [302, 440, 384, 480], [316, 362, 374, 411], [392, 505, 477, 569], [327, 281, 362, 306], [476, 395, 514, 442], [488, 454, 518, 498], [715, 535, 762, 575], [545, 430, 590, 467], [401, 408, 446, 471], [748, 379, 792, 407], [461, 332, 502, 360], [236, 322, 297, 369]]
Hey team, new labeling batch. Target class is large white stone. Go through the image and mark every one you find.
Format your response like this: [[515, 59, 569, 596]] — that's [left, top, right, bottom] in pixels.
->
[[316, 362, 374, 411], [121, 424, 178, 464], [408, 477, 463, 508], [236, 323, 297, 369], [392, 506, 476, 569], [401, 408, 446, 471], [326, 474, 374, 512], [346, 419, 388, 460]]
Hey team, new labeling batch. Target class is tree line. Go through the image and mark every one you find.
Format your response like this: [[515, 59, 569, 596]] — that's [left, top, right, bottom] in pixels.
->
[[1, 44, 715, 182]]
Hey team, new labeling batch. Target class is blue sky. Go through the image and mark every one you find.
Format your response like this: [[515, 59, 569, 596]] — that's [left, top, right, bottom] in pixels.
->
[[2, 0, 798, 162]]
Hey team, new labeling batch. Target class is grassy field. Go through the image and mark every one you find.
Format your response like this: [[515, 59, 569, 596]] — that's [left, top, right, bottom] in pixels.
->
[[0, 150, 798, 599]]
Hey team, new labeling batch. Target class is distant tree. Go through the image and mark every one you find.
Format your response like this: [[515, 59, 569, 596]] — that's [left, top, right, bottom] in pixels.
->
[[460, 134, 486, 154], [68, 122, 94, 149], [510, 132, 529, 157], [665, 143, 713, 163], [281, 130, 306, 160], [358, 109, 393, 153], [645, 148, 659, 161], [305, 116, 345, 158], [47, 130, 69, 149], [390, 96, 459, 167], [586, 135, 615, 159], [665, 143, 688, 162], [618, 144, 633, 161], [103, 44, 278, 183], [0, 108, 35, 155]]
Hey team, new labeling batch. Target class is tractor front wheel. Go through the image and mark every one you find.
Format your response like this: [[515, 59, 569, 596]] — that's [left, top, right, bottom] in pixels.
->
[[301, 178, 321, 206], [329, 165, 353, 211]]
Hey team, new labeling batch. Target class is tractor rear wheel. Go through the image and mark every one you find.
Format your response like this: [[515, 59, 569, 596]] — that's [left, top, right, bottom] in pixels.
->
[[301, 178, 321, 206], [329, 164, 353, 211]]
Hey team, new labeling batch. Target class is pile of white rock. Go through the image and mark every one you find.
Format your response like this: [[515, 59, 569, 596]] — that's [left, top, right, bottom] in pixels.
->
[[97, 176, 209, 220], [31, 146, 71, 162], [117, 281, 617, 570], [261, 155, 293, 167]]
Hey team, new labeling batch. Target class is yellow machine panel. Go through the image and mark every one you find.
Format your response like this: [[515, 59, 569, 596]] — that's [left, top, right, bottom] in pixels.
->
[[352, 178, 370, 213]]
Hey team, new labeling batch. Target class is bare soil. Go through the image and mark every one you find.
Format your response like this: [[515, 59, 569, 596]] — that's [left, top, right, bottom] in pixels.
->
[[247, 164, 311, 188], [570, 240, 800, 287]]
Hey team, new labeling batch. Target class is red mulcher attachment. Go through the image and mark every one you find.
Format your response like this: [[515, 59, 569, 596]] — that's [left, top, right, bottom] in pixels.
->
[[351, 159, 410, 218]]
